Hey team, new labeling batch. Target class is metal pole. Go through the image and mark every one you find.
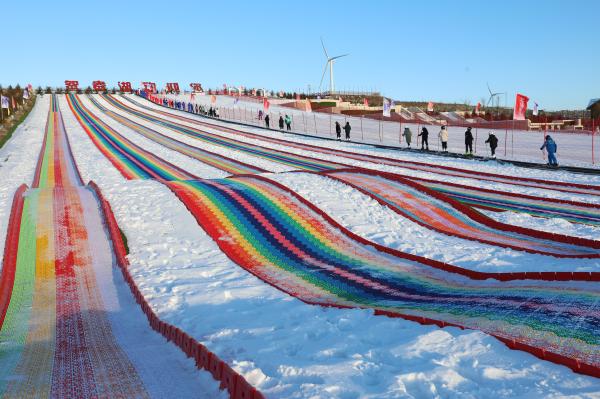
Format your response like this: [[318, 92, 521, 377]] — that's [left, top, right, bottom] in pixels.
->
[[593, 118, 596, 164], [379, 119, 382, 142], [313, 113, 317, 134], [360, 116, 364, 140], [329, 113, 332, 137]]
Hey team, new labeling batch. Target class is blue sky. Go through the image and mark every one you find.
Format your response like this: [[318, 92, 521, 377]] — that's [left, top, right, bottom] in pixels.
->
[[2, 0, 598, 110]]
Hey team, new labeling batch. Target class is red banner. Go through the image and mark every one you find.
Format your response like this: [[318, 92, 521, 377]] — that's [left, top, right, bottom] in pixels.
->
[[263, 98, 270, 111], [363, 98, 369, 107], [166, 82, 180, 93], [118, 81, 132, 93], [513, 93, 529, 120], [92, 81, 106, 92], [190, 83, 204, 93], [65, 80, 79, 92]]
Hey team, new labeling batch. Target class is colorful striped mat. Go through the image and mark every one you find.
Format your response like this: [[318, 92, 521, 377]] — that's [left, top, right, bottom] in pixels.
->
[[169, 175, 600, 376], [325, 169, 600, 258], [109, 94, 600, 225]]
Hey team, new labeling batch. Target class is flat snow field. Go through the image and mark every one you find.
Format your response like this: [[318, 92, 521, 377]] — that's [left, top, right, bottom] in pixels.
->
[[41, 94, 600, 397]]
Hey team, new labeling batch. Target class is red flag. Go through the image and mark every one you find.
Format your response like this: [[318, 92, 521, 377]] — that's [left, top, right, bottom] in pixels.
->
[[11, 97, 16, 109], [476, 102, 481, 112], [513, 93, 529, 120], [263, 97, 270, 111], [306, 99, 312, 113], [363, 98, 369, 107], [427, 102, 434, 112]]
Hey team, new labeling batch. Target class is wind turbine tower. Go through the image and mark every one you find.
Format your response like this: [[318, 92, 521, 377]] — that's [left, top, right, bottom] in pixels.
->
[[319, 37, 349, 95]]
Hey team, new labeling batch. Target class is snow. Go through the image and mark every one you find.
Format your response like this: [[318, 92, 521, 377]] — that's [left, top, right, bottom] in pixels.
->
[[269, 172, 600, 273], [53, 94, 600, 397], [122, 95, 600, 204], [0, 96, 47, 267], [158, 93, 600, 169]]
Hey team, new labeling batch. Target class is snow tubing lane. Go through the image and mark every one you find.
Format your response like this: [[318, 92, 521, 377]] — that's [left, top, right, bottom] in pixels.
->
[[167, 174, 600, 378], [89, 182, 265, 399]]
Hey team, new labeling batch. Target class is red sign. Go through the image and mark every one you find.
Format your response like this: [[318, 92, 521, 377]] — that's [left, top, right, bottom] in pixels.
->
[[142, 82, 157, 93], [92, 81, 106, 92], [65, 80, 79, 92], [166, 82, 180, 93], [118, 81, 133, 93], [190, 83, 204, 93], [363, 98, 369, 107], [513, 93, 529, 120]]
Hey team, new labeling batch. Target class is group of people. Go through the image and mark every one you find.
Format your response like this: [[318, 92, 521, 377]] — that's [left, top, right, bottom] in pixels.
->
[[335, 121, 352, 140], [397, 125, 558, 165]]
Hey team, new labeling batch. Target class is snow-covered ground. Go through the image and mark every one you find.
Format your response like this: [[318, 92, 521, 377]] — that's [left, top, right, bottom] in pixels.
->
[[161, 93, 600, 168], [49, 94, 600, 397], [0, 96, 47, 266]]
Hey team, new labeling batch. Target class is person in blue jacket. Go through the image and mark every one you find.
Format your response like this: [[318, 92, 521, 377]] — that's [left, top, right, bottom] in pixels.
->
[[540, 135, 558, 166]]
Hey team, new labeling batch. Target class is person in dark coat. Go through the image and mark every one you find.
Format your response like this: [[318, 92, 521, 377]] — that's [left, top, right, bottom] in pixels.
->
[[335, 121, 342, 140], [465, 127, 474, 155], [265, 114, 270, 128], [279, 116, 284, 130], [540, 135, 558, 166], [343, 122, 351, 140], [418, 127, 429, 150], [484, 131, 498, 158]]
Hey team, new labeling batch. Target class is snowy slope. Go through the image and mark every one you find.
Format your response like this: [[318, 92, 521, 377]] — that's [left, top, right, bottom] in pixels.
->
[[56, 95, 600, 397]]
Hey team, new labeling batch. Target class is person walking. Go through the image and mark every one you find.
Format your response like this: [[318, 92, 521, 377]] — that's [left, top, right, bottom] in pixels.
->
[[438, 125, 449, 152], [258, 110, 263, 120], [402, 127, 412, 148], [335, 121, 342, 140], [540, 135, 559, 166], [279, 115, 284, 130], [284, 114, 292, 131], [465, 127, 474, 155], [344, 121, 351, 140], [418, 127, 429, 150], [265, 114, 270, 128], [484, 131, 498, 158]]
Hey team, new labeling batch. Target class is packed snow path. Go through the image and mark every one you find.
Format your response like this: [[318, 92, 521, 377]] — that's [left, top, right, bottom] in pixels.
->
[[64, 93, 600, 376], [0, 96, 223, 398]]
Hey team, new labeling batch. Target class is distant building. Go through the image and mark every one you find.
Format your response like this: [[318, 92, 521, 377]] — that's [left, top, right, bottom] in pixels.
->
[[587, 98, 600, 119]]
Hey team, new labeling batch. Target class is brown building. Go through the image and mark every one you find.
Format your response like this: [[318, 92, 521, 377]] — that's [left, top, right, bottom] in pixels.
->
[[587, 98, 600, 119]]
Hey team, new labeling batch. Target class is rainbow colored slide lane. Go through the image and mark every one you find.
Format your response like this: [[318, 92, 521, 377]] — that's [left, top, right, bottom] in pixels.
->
[[66, 94, 600, 377], [109, 94, 600, 226], [0, 96, 220, 398]]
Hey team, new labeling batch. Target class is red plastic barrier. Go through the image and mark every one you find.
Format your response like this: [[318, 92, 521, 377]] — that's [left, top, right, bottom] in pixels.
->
[[0, 184, 28, 330], [88, 181, 266, 398]]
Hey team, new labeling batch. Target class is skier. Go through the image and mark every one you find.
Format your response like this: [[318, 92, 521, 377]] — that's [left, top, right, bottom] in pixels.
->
[[285, 114, 292, 131], [439, 125, 449, 152], [344, 121, 351, 140], [465, 127, 474, 155], [265, 114, 270, 128], [279, 115, 284, 130], [418, 127, 429, 150], [402, 127, 412, 148], [484, 131, 498, 158], [540, 135, 558, 166], [335, 121, 342, 140]]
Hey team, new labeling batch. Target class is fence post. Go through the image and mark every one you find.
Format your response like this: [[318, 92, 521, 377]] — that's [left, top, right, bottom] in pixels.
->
[[360, 116, 364, 140], [593, 118, 596, 164], [303, 112, 307, 133], [379, 119, 382, 142], [313, 114, 317, 135], [475, 127, 478, 154], [504, 127, 508, 157], [329, 113, 332, 137]]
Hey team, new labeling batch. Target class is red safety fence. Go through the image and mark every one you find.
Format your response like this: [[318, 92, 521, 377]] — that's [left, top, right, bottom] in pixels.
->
[[89, 182, 265, 399]]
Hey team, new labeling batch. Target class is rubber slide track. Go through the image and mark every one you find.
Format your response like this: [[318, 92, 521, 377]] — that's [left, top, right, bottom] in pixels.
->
[[0, 96, 212, 397]]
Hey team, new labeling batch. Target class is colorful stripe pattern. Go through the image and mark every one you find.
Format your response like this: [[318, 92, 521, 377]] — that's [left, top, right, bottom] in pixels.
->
[[122, 94, 600, 197], [113, 94, 600, 224], [169, 175, 600, 374], [0, 95, 150, 397], [326, 170, 600, 257], [66, 94, 196, 181], [88, 95, 265, 175]]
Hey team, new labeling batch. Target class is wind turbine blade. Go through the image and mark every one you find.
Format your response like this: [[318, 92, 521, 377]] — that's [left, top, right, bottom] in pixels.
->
[[320, 37, 329, 59], [319, 61, 329, 92], [487, 82, 492, 96], [330, 53, 349, 61]]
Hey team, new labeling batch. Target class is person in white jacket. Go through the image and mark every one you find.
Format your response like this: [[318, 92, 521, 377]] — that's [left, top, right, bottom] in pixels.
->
[[438, 125, 449, 152]]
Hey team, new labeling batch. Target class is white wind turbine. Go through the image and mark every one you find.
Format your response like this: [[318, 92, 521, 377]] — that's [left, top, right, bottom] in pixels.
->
[[319, 37, 349, 95]]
